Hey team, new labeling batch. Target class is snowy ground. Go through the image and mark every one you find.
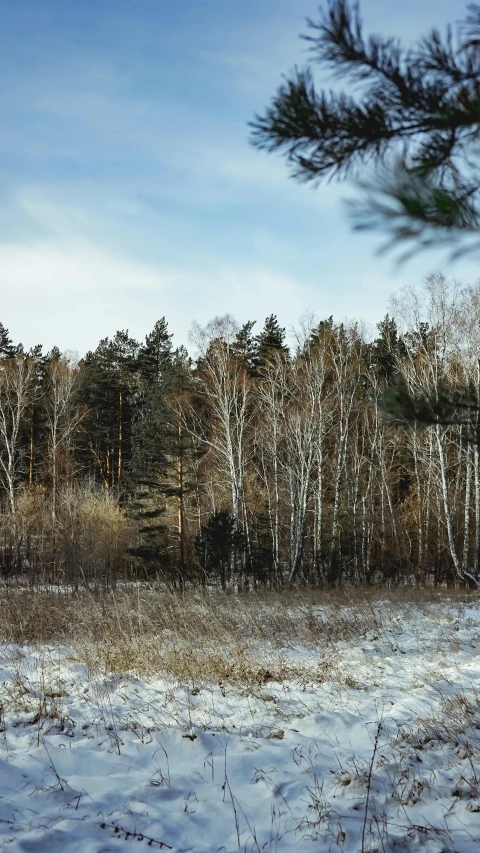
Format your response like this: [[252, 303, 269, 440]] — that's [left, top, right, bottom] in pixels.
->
[[1, 598, 480, 852]]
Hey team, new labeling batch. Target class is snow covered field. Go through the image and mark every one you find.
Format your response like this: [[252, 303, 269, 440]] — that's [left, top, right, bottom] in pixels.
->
[[1, 595, 479, 852]]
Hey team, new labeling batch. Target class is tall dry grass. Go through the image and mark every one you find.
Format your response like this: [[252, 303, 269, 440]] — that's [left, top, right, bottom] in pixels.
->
[[0, 585, 476, 685], [0, 483, 134, 586]]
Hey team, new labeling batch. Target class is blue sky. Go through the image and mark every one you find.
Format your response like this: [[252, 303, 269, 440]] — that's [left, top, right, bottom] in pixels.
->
[[0, 0, 477, 355]]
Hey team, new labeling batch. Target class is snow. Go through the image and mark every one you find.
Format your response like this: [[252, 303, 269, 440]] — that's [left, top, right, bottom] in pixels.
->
[[1, 599, 480, 852]]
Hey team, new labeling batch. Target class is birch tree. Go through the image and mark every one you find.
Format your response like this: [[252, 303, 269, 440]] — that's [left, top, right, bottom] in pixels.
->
[[44, 359, 83, 523], [190, 317, 252, 583], [0, 356, 37, 515]]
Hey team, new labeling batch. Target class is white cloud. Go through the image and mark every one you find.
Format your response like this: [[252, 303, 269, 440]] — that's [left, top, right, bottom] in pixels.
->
[[5, 187, 479, 361], [6, 228, 474, 359], [1, 239, 168, 351], [0, 236, 318, 355]]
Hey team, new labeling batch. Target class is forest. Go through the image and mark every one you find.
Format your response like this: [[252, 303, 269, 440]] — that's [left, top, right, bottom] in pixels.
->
[[1, 272, 480, 591]]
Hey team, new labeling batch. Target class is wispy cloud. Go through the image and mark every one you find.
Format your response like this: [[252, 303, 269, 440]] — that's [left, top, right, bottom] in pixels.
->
[[0, 232, 319, 355]]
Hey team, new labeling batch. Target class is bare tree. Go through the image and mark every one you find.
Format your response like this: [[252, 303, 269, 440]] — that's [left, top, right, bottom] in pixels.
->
[[189, 317, 252, 585], [44, 359, 84, 523], [392, 276, 480, 587], [0, 356, 37, 516]]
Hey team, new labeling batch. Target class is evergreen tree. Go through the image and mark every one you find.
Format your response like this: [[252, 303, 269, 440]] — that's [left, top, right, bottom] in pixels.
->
[[194, 509, 246, 589], [46, 346, 62, 364], [234, 320, 257, 374], [80, 331, 139, 489], [137, 317, 173, 384], [254, 314, 289, 370], [402, 322, 434, 361], [249, 508, 276, 587], [0, 324, 16, 360], [129, 331, 197, 583], [25, 345, 50, 486], [371, 315, 401, 380], [129, 320, 178, 489], [26, 344, 44, 361], [307, 316, 334, 353]]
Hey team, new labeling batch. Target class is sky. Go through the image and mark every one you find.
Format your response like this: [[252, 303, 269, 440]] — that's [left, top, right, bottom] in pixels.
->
[[0, 0, 477, 356]]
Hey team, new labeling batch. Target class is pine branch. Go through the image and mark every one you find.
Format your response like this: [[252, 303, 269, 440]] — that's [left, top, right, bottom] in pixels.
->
[[250, 0, 480, 254]]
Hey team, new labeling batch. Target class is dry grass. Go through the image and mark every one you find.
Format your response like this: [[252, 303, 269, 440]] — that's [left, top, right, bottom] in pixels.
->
[[1, 586, 478, 851], [0, 584, 477, 685]]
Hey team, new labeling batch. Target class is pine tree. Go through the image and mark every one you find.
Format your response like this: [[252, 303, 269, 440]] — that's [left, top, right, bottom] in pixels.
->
[[129, 330, 197, 583], [25, 345, 49, 486], [254, 315, 289, 370], [129, 320, 177, 489], [0, 324, 16, 360], [371, 315, 401, 380], [137, 318, 173, 384], [46, 346, 62, 363], [234, 320, 257, 374], [307, 316, 334, 353], [80, 332, 139, 489], [194, 509, 246, 590]]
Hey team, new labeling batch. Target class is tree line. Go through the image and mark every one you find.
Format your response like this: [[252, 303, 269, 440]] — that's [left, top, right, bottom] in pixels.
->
[[1, 273, 480, 590]]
